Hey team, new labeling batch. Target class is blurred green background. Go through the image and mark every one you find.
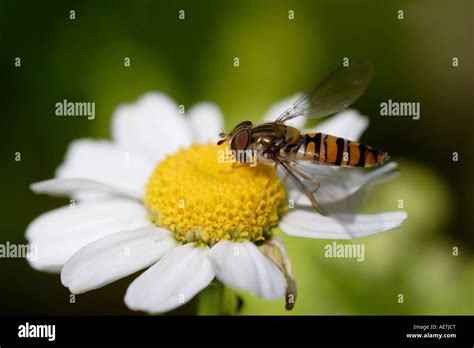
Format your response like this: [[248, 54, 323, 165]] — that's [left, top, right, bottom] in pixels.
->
[[1, 0, 473, 315]]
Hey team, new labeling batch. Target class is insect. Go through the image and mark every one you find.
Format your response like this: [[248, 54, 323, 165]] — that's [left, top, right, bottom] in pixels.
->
[[218, 61, 388, 214], [217, 61, 388, 309]]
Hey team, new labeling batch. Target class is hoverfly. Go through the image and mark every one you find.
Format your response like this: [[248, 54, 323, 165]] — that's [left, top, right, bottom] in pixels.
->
[[217, 61, 387, 310], [217, 61, 388, 216]]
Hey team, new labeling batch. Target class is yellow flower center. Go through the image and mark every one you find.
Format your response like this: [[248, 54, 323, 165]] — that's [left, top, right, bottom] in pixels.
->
[[144, 144, 287, 246]]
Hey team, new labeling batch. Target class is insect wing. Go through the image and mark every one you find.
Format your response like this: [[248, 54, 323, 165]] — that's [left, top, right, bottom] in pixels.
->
[[276, 155, 358, 218], [275, 61, 373, 124]]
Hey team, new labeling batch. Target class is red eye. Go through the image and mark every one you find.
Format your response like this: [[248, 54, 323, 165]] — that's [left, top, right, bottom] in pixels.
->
[[231, 129, 249, 151]]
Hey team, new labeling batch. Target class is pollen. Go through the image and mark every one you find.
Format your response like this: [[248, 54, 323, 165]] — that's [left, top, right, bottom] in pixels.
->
[[144, 144, 287, 246]]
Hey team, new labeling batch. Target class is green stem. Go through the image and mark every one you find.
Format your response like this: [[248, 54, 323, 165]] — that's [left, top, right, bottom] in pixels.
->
[[197, 281, 243, 315], [196, 281, 226, 315]]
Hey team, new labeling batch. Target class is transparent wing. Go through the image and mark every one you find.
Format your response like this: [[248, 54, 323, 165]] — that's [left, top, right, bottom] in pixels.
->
[[275, 61, 373, 124], [275, 156, 365, 239], [275, 155, 357, 218]]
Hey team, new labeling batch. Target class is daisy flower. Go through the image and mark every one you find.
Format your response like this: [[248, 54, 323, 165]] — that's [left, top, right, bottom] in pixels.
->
[[26, 92, 407, 313]]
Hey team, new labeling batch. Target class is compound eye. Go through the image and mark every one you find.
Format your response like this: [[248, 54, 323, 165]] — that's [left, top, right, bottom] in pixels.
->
[[235, 121, 252, 128], [231, 129, 250, 152]]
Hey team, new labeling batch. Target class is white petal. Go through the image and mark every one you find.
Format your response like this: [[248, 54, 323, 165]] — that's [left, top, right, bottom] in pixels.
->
[[187, 102, 224, 144], [208, 240, 286, 300], [311, 109, 369, 141], [124, 243, 214, 314], [111, 92, 192, 162], [61, 226, 176, 294], [30, 178, 138, 200], [279, 210, 407, 239], [26, 198, 150, 272], [261, 93, 306, 129], [55, 139, 154, 198]]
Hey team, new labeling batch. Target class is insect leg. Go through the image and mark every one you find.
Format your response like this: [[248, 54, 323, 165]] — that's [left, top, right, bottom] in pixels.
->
[[218, 162, 251, 174], [281, 168, 290, 183], [286, 162, 321, 194], [275, 157, 326, 215], [246, 162, 278, 233], [232, 162, 252, 169]]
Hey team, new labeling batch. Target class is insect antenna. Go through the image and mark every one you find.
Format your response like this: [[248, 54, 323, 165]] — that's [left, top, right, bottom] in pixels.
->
[[217, 127, 228, 145]]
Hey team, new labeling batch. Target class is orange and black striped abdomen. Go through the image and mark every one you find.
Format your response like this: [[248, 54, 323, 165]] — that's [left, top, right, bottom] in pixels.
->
[[298, 133, 388, 168]]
